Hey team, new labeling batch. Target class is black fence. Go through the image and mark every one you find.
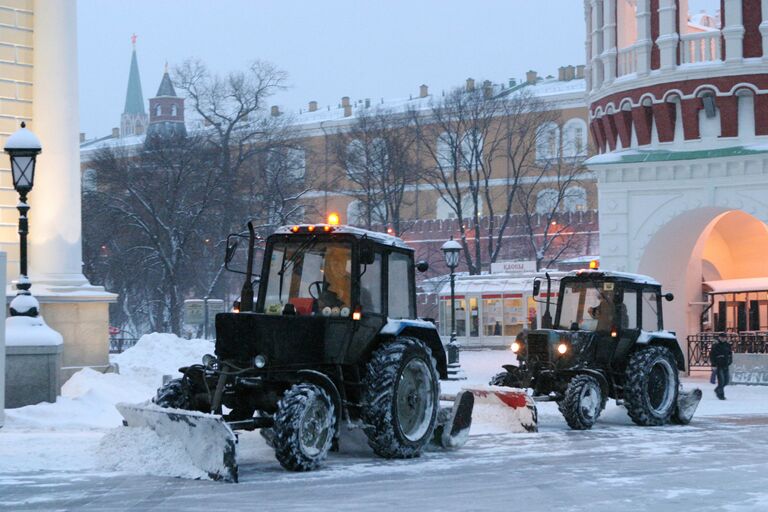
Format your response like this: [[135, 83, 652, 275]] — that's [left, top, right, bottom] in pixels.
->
[[109, 336, 139, 354], [687, 332, 768, 369]]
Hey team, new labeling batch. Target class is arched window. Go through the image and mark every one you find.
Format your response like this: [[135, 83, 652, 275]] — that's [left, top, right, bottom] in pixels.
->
[[345, 139, 366, 180], [345, 138, 387, 181], [171, 104, 178, 116], [287, 148, 306, 181], [155, 105, 162, 117], [436, 132, 456, 169], [436, 130, 483, 171], [563, 186, 588, 212], [536, 122, 560, 161], [562, 118, 588, 157], [436, 195, 483, 220], [535, 189, 559, 215]]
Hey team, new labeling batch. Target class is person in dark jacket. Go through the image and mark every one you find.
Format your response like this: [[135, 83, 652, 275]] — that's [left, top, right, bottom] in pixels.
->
[[710, 333, 733, 400]]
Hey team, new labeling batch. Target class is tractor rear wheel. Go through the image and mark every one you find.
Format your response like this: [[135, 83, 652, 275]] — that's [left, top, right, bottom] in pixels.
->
[[558, 375, 604, 430], [362, 337, 440, 459], [273, 383, 336, 471], [624, 346, 679, 426]]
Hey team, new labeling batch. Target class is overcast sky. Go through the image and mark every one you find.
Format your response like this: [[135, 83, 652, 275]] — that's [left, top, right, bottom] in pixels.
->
[[76, 0, 720, 138]]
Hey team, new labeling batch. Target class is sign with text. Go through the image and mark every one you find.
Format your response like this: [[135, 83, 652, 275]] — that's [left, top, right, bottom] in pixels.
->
[[491, 260, 537, 275]]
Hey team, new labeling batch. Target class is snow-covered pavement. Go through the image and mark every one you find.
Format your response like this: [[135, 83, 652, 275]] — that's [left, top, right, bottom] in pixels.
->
[[2, 341, 768, 511]]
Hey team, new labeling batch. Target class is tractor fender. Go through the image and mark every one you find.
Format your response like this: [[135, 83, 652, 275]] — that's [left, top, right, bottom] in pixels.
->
[[377, 319, 448, 379], [296, 369, 343, 437], [636, 331, 686, 371]]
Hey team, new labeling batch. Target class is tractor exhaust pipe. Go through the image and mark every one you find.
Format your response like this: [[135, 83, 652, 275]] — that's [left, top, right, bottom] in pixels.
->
[[542, 272, 553, 329], [240, 222, 256, 312]]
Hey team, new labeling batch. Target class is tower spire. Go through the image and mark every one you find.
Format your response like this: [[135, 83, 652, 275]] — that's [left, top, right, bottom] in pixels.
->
[[120, 34, 148, 137]]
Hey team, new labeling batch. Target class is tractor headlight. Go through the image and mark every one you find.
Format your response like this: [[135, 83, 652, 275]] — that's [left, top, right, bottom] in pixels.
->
[[254, 354, 267, 369], [510, 341, 521, 353], [557, 343, 569, 355], [202, 354, 219, 370]]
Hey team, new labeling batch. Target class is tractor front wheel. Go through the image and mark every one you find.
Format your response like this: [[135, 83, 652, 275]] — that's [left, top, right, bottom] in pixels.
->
[[558, 375, 604, 430], [362, 337, 440, 459], [273, 383, 336, 471]]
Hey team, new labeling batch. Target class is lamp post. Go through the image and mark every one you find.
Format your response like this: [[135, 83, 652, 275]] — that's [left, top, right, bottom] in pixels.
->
[[4, 122, 41, 297], [441, 236, 464, 379]]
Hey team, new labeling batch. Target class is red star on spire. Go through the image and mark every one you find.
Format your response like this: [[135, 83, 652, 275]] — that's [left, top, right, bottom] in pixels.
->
[[131, 33, 137, 46]]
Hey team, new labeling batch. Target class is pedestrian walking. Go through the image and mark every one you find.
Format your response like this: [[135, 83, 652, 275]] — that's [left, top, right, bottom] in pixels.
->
[[710, 332, 733, 400]]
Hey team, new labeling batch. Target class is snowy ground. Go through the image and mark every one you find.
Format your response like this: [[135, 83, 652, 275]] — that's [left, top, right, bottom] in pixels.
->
[[2, 339, 768, 511]]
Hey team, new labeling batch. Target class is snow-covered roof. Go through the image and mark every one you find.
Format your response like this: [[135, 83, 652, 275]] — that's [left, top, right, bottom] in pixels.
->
[[704, 278, 768, 294], [272, 224, 411, 249], [81, 76, 588, 156]]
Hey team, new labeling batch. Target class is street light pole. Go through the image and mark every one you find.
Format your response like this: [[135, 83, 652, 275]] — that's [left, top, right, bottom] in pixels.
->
[[16, 193, 30, 294], [441, 237, 465, 380]]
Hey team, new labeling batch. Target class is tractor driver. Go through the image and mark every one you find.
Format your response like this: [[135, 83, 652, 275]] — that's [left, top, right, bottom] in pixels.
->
[[318, 246, 352, 310], [588, 292, 629, 332]]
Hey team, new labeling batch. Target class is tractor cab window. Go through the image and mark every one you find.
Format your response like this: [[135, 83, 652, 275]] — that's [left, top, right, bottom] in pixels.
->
[[388, 252, 414, 318], [642, 290, 661, 331], [360, 252, 382, 313], [622, 289, 638, 329], [263, 240, 352, 316], [557, 281, 616, 332]]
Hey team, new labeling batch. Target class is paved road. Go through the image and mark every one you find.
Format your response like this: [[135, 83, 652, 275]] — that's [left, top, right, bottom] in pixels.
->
[[3, 415, 768, 512]]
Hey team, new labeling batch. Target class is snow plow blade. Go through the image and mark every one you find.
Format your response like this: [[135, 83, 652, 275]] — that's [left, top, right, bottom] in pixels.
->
[[116, 402, 238, 483], [434, 390, 475, 449], [463, 387, 538, 433], [672, 388, 702, 425]]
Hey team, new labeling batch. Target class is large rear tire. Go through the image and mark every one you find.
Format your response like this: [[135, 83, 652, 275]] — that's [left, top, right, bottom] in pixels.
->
[[624, 346, 679, 426], [558, 375, 604, 430], [361, 337, 440, 459], [273, 383, 336, 471]]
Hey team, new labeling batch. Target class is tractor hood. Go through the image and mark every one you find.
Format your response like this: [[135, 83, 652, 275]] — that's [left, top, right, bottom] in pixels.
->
[[214, 312, 353, 368]]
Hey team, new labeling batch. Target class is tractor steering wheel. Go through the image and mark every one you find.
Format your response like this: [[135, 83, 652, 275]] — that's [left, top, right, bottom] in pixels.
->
[[308, 280, 325, 300]]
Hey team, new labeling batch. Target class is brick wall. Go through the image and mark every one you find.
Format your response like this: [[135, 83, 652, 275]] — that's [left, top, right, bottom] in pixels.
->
[[0, 0, 33, 274]]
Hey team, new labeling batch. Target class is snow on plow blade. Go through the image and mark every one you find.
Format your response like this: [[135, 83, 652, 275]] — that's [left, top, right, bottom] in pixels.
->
[[116, 402, 238, 483], [672, 388, 703, 425], [463, 387, 538, 433]]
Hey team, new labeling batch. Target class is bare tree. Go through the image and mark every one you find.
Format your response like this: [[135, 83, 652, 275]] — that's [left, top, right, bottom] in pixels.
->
[[517, 146, 587, 271], [413, 85, 559, 274], [332, 107, 423, 234], [83, 135, 223, 335]]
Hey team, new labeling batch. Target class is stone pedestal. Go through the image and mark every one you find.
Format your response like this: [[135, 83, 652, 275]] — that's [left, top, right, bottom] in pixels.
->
[[5, 343, 62, 407], [5, 294, 63, 408]]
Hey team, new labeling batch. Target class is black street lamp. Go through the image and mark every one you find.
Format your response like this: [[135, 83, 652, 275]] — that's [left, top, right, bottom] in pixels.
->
[[4, 122, 41, 296], [441, 236, 464, 379]]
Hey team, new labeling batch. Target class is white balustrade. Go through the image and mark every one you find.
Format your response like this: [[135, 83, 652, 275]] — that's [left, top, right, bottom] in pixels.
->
[[617, 46, 637, 76], [680, 31, 722, 64]]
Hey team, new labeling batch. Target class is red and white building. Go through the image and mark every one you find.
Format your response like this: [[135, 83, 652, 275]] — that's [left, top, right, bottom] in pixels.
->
[[585, 0, 768, 351]]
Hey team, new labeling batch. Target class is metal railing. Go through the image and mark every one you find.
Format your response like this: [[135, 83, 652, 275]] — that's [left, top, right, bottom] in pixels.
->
[[687, 332, 768, 369], [680, 31, 722, 64], [109, 336, 138, 354], [617, 46, 637, 76]]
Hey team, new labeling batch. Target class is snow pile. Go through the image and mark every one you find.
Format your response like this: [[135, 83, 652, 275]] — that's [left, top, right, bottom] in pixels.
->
[[112, 332, 214, 390], [4, 333, 213, 430], [5, 314, 63, 347], [96, 426, 207, 480]]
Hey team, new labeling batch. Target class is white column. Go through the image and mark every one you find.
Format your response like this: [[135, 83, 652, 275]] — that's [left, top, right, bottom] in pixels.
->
[[760, 0, 768, 60], [585, 0, 593, 91], [759, 0, 768, 60], [722, 0, 745, 63], [591, 0, 604, 90], [657, 0, 679, 71], [30, 0, 88, 287], [601, 0, 618, 84], [635, 0, 652, 76]]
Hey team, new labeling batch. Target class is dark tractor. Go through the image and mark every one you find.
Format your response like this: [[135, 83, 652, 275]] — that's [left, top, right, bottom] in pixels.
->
[[139, 221, 472, 479], [491, 270, 701, 430]]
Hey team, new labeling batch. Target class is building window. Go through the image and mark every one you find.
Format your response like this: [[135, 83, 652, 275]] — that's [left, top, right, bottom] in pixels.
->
[[436, 131, 483, 171], [436, 195, 483, 220], [155, 105, 162, 117], [563, 186, 588, 212], [562, 118, 588, 157], [536, 122, 560, 160], [535, 188, 559, 215], [347, 199, 386, 226], [171, 104, 178, 116]]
